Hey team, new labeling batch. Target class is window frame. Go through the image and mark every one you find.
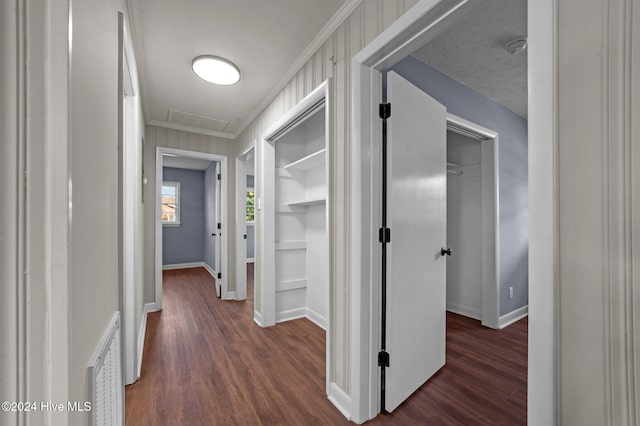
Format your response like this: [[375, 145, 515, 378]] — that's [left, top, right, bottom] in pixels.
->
[[161, 181, 181, 226], [245, 187, 255, 224]]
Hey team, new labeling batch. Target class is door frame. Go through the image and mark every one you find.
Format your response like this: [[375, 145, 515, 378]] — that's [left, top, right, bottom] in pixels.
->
[[119, 12, 142, 386], [155, 147, 230, 307], [235, 144, 255, 302], [446, 113, 500, 329], [350, 0, 555, 423]]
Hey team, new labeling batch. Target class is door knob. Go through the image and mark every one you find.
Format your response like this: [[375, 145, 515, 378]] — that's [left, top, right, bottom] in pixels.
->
[[441, 248, 452, 256]]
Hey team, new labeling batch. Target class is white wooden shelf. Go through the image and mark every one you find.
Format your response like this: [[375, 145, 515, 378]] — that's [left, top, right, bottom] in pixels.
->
[[287, 197, 326, 207], [283, 148, 326, 172], [276, 279, 307, 292], [275, 240, 307, 251], [276, 204, 306, 214]]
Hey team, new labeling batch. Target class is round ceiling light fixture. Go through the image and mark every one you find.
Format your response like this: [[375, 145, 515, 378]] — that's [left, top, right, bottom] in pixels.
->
[[192, 55, 240, 85], [505, 38, 528, 55]]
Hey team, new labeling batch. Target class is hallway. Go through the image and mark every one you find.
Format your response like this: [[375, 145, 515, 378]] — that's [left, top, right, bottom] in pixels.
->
[[125, 267, 526, 425]]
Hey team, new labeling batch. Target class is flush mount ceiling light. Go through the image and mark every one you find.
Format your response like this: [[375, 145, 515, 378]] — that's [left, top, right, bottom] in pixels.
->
[[505, 38, 528, 55], [192, 55, 240, 85]]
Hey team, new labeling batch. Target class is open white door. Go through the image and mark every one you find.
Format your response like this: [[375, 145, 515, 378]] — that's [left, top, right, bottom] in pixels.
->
[[383, 71, 447, 412]]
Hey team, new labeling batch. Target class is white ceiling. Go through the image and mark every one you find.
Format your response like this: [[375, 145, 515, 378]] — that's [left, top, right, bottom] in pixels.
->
[[412, 0, 527, 118], [128, 0, 347, 138], [163, 155, 212, 171]]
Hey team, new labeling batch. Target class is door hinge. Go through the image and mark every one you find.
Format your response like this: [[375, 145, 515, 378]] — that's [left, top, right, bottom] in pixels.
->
[[379, 227, 391, 243], [217, 223, 222, 229], [378, 351, 390, 367], [379, 103, 391, 119], [243, 234, 247, 240], [217, 173, 221, 180], [217, 272, 222, 279]]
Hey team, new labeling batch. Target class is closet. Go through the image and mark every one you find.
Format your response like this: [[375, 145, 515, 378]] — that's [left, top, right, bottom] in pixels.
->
[[261, 90, 329, 329], [446, 130, 483, 320], [274, 108, 327, 326]]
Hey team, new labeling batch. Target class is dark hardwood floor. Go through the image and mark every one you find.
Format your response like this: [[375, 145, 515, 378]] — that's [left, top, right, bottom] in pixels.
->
[[125, 266, 526, 425]]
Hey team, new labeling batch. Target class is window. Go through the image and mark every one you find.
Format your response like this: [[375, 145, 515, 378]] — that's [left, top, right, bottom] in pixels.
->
[[162, 182, 180, 225], [246, 190, 255, 222]]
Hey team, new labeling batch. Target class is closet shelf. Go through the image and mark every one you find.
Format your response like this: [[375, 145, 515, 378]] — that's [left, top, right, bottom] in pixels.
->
[[275, 240, 307, 251], [287, 197, 326, 207], [283, 149, 326, 172]]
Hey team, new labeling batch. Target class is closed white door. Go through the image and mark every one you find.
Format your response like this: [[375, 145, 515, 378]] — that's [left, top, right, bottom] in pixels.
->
[[385, 71, 447, 412]]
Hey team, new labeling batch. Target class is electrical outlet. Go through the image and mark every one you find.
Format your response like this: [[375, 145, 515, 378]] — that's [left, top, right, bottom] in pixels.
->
[[509, 286, 514, 299]]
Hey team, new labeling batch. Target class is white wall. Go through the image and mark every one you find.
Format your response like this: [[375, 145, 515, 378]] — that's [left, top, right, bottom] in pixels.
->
[[446, 131, 482, 319], [68, 1, 145, 423]]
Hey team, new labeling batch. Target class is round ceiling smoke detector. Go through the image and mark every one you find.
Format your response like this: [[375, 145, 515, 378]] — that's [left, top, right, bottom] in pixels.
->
[[505, 38, 528, 55], [192, 55, 240, 86]]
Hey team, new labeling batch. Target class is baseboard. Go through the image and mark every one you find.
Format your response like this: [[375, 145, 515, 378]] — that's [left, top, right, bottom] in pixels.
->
[[328, 382, 351, 420], [223, 291, 236, 300], [246, 258, 255, 263], [136, 303, 157, 379], [305, 307, 327, 330], [446, 302, 481, 321], [499, 305, 529, 329], [253, 310, 263, 327], [201, 262, 216, 278], [162, 262, 203, 270], [276, 307, 306, 323]]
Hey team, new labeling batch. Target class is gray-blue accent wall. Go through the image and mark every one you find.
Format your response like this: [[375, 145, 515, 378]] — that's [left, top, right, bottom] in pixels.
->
[[162, 167, 206, 265], [389, 56, 529, 316]]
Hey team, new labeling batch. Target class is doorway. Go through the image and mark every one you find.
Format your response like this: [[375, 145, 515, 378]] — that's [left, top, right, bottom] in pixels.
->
[[350, 0, 541, 422], [444, 115, 499, 328], [258, 79, 332, 395], [154, 147, 229, 308]]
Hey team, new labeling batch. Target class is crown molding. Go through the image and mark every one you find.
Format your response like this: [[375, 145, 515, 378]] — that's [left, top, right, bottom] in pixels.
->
[[148, 120, 236, 140], [233, 0, 364, 139]]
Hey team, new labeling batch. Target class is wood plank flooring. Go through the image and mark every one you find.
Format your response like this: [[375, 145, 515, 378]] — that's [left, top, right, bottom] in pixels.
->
[[125, 266, 526, 425]]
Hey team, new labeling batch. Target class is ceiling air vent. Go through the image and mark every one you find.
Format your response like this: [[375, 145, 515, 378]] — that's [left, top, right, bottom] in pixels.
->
[[167, 109, 229, 133]]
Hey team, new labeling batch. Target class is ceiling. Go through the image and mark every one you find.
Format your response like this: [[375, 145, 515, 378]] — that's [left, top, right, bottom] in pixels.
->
[[163, 155, 213, 171], [128, 0, 348, 138], [412, 0, 527, 118]]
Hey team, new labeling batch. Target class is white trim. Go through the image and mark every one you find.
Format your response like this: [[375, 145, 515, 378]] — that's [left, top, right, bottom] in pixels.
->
[[246, 258, 255, 263], [446, 303, 481, 321], [120, 14, 143, 387], [527, 0, 556, 422], [162, 262, 205, 270], [498, 305, 529, 329], [276, 307, 307, 323], [350, 0, 554, 422], [201, 261, 216, 278], [305, 307, 327, 330], [328, 382, 352, 421], [253, 311, 264, 327], [156, 147, 230, 308], [136, 303, 159, 379], [235, 0, 362, 138]]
